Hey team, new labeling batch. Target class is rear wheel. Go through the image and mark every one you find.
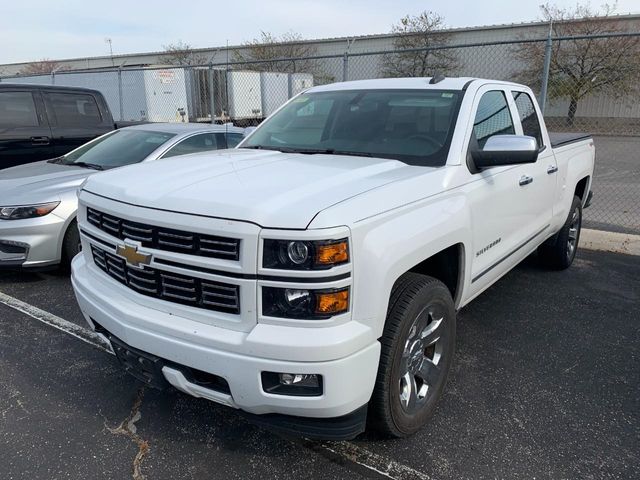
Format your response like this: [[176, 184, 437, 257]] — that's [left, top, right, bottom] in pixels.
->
[[538, 195, 582, 270], [60, 219, 81, 271], [369, 273, 456, 438]]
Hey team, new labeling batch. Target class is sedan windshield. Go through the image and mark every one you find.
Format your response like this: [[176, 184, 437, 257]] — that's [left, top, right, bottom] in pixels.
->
[[60, 129, 176, 169], [242, 89, 462, 166]]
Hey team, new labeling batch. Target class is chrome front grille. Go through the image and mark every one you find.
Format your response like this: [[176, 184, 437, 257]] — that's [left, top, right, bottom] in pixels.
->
[[91, 245, 240, 314], [87, 207, 240, 260]]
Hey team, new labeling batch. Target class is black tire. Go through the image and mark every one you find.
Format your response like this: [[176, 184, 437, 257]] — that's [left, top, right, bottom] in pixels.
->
[[60, 219, 81, 270], [369, 273, 456, 438], [538, 195, 582, 270]]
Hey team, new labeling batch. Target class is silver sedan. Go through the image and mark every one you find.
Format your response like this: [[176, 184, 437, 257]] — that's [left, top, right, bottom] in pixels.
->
[[0, 123, 245, 269]]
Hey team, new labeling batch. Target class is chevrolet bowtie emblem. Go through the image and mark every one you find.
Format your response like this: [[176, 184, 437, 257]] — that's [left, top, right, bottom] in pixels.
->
[[116, 243, 151, 268]]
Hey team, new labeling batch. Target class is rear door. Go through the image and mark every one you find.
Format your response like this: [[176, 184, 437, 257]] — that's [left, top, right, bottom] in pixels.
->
[[0, 89, 54, 169], [43, 91, 112, 156], [510, 89, 557, 232]]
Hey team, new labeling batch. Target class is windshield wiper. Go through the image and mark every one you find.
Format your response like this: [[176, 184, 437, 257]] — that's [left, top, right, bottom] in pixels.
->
[[46, 156, 65, 164], [72, 162, 104, 171], [281, 148, 374, 158], [241, 145, 284, 152], [243, 145, 374, 158]]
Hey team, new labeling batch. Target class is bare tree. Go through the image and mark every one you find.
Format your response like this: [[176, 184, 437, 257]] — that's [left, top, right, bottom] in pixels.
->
[[19, 58, 65, 75], [381, 11, 458, 78], [515, 2, 640, 125], [162, 40, 207, 66], [232, 31, 330, 80]]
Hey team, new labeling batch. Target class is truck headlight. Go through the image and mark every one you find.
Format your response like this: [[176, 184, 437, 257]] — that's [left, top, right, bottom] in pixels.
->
[[262, 287, 349, 319], [0, 202, 60, 220], [263, 238, 349, 270]]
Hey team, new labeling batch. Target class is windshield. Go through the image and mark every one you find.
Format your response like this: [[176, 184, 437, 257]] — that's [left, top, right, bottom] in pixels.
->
[[242, 89, 462, 166], [61, 129, 176, 169]]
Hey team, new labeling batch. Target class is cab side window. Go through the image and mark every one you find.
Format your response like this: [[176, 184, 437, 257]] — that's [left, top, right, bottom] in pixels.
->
[[226, 133, 244, 148], [472, 91, 515, 149], [162, 133, 219, 158], [512, 91, 544, 149]]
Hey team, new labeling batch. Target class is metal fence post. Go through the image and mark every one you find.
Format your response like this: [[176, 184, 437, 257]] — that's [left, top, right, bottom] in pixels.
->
[[209, 64, 215, 123], [117, 67, 123, 122], [539, 30, 553, 114], [342, 52, 349, 82], [51, 71, 55, 85]]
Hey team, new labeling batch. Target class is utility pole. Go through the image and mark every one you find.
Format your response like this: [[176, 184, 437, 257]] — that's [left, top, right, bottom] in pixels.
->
[[539, 7, 553, 114]]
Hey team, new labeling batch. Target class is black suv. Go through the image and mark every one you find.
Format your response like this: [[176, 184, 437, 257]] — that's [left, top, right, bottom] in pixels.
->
[[0, 84, 116, 169]]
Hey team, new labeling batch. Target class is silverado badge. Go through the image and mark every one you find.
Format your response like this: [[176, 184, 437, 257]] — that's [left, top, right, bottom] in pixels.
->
[[116, 243, 151, 268]]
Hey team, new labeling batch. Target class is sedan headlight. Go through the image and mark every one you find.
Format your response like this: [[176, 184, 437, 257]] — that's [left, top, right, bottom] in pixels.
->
[[263, 238, 349, 270], [0, 202, 60, 220]]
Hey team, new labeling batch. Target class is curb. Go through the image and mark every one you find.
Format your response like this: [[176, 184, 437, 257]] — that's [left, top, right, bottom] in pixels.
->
[[580, 228, 640, 256]]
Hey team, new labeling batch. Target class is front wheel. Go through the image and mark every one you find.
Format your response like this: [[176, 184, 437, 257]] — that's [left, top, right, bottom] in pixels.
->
[[60, 219, 81, 271], [538, 195, 582, 270], [369, 273, 456, 438]]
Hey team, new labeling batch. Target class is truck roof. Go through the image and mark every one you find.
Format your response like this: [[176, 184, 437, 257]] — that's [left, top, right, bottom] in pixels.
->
[[309, 77, 523, 92], [0, 83, 102, 95]]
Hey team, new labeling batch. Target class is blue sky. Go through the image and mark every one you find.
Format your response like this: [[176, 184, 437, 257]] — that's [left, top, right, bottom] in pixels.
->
[[2, 0, 638, 64]]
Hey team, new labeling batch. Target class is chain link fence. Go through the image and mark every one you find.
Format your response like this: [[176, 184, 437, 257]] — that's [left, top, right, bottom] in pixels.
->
[[2, 33, 639, 234]]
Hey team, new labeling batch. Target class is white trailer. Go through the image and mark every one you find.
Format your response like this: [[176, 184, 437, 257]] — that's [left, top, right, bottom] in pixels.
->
[[7, 69, 190, 123]]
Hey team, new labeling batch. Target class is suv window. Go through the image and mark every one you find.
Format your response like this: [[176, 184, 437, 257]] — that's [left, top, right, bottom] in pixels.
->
[[0, 91, 39, 127], [512, 91, 544, 148], [48, 93, 102, 126], [162, 133, 220, 158], [472, 91, 515, 149], [226, 133, 244, 148]]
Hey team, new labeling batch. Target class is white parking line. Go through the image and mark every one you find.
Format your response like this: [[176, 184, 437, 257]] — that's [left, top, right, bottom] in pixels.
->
[[0, 291, 113, 355], [317, 441, 434, 480], [0, 290, 434, 480]]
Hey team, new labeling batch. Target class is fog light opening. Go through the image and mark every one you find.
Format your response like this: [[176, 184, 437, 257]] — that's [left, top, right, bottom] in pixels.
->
[[261, 371, 323, 396]]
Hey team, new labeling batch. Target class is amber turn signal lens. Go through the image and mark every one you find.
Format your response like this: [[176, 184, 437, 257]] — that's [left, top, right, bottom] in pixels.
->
[[316, 241, 349, 265], [315, 289, 349, 315]]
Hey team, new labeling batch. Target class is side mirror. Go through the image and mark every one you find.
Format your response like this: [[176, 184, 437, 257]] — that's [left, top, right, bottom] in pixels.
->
[[472, 135, 538, 169]]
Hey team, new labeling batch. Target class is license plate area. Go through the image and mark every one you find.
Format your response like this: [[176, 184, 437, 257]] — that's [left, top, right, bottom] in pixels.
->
[[110, 335, 169, 390]]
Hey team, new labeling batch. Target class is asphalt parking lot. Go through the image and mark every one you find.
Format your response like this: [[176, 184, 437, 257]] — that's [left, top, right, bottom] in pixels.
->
[[585, 136, 640, 235], [1, 248, 638, 480]]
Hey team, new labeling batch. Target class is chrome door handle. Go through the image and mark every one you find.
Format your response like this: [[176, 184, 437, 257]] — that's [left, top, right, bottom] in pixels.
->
[[547, 165, 558, 174], [519, 175, 533, 186]]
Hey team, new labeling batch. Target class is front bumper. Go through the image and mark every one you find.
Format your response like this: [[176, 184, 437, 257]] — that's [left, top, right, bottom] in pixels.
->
[[71, 254, 380, 422], [0, 214, 66, 268]]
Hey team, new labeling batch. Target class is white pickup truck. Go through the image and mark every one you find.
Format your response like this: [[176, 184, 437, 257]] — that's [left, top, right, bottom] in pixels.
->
[[71, 77, 594, 440]]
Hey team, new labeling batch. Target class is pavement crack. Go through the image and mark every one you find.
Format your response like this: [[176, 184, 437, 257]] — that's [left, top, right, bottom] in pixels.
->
[[105, 387, 150, 480]]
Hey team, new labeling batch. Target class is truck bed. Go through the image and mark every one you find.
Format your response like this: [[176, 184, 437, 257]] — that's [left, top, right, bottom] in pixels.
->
[[549, 132, 592, 148]]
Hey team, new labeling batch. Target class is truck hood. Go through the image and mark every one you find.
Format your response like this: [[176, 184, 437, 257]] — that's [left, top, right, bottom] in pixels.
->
[[83, 149, 420, 229], [0, 161, 94, 205]]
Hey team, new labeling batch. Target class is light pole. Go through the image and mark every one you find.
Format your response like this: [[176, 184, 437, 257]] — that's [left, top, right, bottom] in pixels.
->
[[105, 38, 114, 67]]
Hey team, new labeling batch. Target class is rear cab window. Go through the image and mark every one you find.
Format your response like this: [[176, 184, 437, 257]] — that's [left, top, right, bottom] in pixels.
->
[[47, 92, 103, 126], [512, 91, 544, 149]]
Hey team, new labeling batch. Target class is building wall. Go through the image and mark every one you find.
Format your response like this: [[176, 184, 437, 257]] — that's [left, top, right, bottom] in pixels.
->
[[1, 15, 638, 76]]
